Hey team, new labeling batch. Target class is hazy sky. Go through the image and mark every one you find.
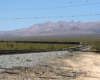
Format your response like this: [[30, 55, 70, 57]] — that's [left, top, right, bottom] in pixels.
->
[[0, 0, 100, 31]]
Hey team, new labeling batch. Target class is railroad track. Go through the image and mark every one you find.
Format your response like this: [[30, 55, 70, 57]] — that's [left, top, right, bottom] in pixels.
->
[[0, 45, 93, 55], [69, 45, 92, 51]]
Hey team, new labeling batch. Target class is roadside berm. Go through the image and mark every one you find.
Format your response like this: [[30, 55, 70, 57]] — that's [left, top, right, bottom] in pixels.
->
[[1, 51, 100, 80]]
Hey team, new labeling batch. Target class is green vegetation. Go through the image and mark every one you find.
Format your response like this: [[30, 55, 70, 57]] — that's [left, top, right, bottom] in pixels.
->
[[68, 50, 74, 53], [0, 34, 100, 51], [0, 42, 78, 50]]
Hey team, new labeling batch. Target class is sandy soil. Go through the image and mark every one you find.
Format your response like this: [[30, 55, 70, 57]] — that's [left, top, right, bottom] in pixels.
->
[[1, 51, 100, 80]]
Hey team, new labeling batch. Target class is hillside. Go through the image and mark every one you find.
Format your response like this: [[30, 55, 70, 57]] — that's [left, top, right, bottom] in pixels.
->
[[0, 21, 100, 37]]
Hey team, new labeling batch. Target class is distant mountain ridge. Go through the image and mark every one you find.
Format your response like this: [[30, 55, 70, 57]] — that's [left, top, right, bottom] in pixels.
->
[[0, 21, 100, 37]]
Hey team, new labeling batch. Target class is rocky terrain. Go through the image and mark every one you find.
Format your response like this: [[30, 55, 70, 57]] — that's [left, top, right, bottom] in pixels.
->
[[0, 51, 100, 80], [0, 21, 100, 37]]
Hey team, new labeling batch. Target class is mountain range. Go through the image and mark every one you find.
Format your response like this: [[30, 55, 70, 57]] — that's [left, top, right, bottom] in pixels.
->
[[0, 20, 100, 37]]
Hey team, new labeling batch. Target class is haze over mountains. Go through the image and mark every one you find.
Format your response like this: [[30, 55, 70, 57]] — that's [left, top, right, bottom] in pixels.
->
[[0, 20, 100, 37]]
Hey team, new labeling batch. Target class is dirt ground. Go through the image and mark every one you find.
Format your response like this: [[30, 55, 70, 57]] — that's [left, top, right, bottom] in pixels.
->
[[1, 51, 100, 80]]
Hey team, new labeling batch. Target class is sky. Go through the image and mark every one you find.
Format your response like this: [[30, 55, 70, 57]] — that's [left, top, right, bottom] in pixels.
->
[[0, 0, 100, 31]]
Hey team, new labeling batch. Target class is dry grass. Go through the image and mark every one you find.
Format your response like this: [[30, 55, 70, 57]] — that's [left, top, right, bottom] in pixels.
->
[[87, 49, 97, 51]]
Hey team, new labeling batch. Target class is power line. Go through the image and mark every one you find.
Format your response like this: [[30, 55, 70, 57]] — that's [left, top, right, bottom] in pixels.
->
[[64, 0, 99, 3], [0, 2, 100, 11], [68, 0, 96, 3], [0, 0, 97, 4], [1, 13, 100, 20]]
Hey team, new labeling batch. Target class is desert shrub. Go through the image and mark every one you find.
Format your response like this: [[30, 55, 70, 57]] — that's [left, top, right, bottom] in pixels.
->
[[68, 50, 73, 53], [10, 43, 14, 47]]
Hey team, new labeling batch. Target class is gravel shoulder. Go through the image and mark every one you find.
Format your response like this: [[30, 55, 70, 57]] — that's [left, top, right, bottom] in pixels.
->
[[0, 51, 100, 80]]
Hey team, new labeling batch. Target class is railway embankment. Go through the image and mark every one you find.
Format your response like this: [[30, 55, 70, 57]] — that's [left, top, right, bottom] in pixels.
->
[[0, 44, 92, 54], [0, 44, 98, 80]]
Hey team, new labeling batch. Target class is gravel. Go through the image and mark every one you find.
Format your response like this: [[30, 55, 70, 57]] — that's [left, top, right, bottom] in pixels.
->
[[0, 51, 69, 69], [0, 45, 93, 80]]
